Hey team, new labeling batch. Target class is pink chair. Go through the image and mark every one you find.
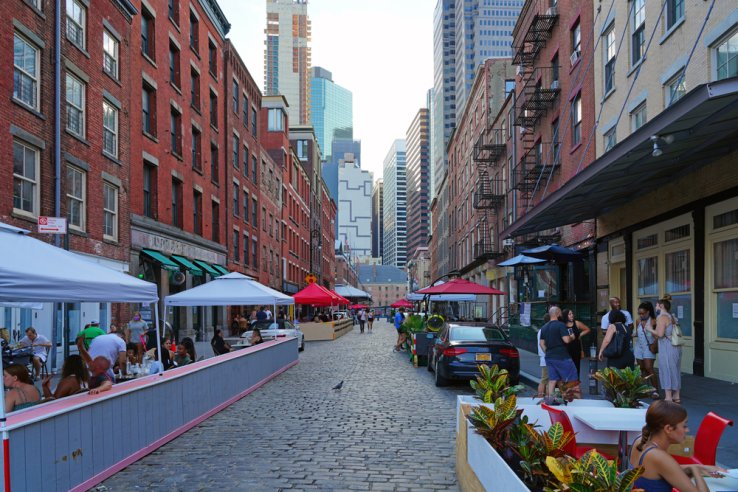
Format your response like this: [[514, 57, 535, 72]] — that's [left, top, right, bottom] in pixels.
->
[[672, 412, 733, 466], [541, 403, 614, 459]]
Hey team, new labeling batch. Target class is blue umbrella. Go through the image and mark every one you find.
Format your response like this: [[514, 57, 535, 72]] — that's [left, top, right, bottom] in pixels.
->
[[497, 254, 547, 267], [522, 244, 583, 262]]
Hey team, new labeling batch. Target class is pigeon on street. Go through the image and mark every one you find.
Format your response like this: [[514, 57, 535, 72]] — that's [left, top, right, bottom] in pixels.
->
[[332, 380, 344, 390]]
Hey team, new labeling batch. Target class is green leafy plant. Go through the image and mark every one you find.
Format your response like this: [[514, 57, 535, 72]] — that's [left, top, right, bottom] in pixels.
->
[[468, 394, 523, 450], [594, 366, 656, 408], [544, 450, 644, 492], [470, 364, 525, 403], [401, 314, 425, 334], [507, 419, 574, 489]]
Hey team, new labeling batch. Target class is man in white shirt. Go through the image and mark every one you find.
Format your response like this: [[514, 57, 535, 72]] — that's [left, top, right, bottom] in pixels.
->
[[600, 296, 633, 331], [86, 332, 127, 379], [265, 308, 273, 320], [19, 327, 52, 380]]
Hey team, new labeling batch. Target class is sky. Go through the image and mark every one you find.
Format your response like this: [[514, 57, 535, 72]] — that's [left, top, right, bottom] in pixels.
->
[[218, 0, 434, 182]]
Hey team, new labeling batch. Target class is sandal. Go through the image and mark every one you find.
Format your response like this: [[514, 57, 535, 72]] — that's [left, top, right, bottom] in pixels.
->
[[651, 392, 660, 399], [673, 399, 681, 404]]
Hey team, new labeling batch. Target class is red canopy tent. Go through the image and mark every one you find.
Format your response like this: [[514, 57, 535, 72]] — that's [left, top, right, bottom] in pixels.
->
[[390, 299, 413, 308], [293, 283, 338, 306], [328, 289, 350, 305], [416, 278, 505, 295]]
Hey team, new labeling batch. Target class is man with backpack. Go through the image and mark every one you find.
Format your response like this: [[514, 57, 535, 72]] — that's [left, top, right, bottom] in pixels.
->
[[598, 309, 635, 369], [539, 306, 577, 397]]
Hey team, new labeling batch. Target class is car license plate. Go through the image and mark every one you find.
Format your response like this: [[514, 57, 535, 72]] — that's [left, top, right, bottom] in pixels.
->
[[475, 353, 492, 362]]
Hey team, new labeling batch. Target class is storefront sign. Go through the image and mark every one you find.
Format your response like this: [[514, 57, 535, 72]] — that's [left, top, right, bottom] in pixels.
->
[[38, 216, 67, 234], [131, 229, 224, 264]]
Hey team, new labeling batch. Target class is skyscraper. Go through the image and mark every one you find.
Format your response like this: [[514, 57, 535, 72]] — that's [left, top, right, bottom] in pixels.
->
[[264, 0, 311, 125], [322, 138, 361, 207], [405, 108, 431, 261], [431, 0, 456, 197], [383, 140, 407, 268], [372, 179, 384, 259], [337, 157, 373, 259], [454, 0, 522, 112], [310, 67, 353, 165]]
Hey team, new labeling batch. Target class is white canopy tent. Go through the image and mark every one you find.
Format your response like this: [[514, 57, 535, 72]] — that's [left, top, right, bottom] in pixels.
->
[[164, 272, 294, 307], [0, 222, 160, 485], [334, 284, 371, 300]]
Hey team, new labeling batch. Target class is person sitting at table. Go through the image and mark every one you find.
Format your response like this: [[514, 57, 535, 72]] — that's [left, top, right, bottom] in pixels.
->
[[148, 345, 174, 374], [250, 328, 264, 345], [181, 337, 197, 363], [211, 329, 232, 355], [3, 363, 41, 412], [630, 400, 726, 492], [319, 312, 330, 322], [173, 344, 192, 366], [41, 354, 89, 399], [19, 327, 52, 381]]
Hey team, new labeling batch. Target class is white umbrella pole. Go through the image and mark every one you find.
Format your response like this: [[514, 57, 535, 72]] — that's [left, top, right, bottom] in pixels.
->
[[154, 303, 163, 373]]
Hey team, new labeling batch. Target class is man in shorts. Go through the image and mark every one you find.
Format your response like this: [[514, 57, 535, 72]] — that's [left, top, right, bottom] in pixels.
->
[[539, 306, 576, 397], [393, 308, 406, 351]]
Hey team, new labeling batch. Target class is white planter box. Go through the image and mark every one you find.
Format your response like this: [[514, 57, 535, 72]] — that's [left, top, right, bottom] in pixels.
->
[[466, 423, 529, 491]]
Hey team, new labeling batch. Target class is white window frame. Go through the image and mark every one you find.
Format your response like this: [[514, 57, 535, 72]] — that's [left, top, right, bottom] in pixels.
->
[[66, 73, 86, 138], [571, 93, 582, 146], [631, 0, 646, 66], [603, 27, 616, 95], [12, 139, 40, 217], [103, 101, 119, 158], [714, 28, 738, 81], [664, 70, 686, 107], [66, 165, 86, 231], [604, 128, 616, 152], [103, 30, 119, 79], [631, 102, 647, 132], [13, 34, 40, 110], [268, 108, 284, 131], [665, 0, 684, 32], [103, 182, 118, 241], [66, 0, 86, 50]]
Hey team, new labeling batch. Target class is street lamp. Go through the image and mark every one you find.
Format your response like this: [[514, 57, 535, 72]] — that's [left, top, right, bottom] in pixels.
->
[[309, 229, 322, 280]]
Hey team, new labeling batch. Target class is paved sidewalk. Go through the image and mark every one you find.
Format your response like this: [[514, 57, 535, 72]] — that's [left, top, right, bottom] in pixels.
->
[[517, 348, 738, 467]]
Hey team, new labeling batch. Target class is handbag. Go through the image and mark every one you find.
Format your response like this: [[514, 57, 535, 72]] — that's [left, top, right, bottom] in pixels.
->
[[644, 323, 658, 354], [670, 316, 684, 347], [603, 323, 626, 358]]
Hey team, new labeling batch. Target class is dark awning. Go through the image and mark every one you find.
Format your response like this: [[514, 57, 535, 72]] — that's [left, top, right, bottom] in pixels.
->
[[170, 255, 204, 276], [141, 249, 180, 271], [502, 78, 738, 237], [193, 260, 221, 277]]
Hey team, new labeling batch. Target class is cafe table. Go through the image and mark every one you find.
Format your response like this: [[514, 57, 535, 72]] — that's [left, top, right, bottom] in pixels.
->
[[703, 470, 738, 491], [573, 407, 647, 471]]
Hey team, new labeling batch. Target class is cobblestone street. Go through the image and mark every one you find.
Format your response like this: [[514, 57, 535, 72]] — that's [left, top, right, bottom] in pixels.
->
[[102, 320, 469, 491]]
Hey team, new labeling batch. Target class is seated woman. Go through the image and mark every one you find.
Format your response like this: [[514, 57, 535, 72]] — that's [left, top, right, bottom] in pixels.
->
[[41, 354, 89, 399], [211, 328, 232, 355], [180, 337, 196, 362], [630, 400, 726, 492], [3, 363, 41, 412], [173, 344, 192, 366], [250, 328, 264, 345], [126, 342, 138, 366]]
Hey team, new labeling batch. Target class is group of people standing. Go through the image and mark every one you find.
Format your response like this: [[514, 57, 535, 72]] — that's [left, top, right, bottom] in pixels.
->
[[539, 295, 683, 403]]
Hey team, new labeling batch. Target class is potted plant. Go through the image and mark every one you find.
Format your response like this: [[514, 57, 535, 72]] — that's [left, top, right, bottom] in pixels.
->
[[508, 420, 574, 490], [468, 394, 523, 450], [594, 366, 656, 408], [470, 364, 525, 403], [545, 450, 644, 491]]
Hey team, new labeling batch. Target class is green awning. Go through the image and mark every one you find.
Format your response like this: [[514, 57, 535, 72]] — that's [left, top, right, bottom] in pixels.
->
[[170, 255, 204, 276], [193, 260, 221, 277], [141, 249, 180, 271], [212, 264, 230, 275]]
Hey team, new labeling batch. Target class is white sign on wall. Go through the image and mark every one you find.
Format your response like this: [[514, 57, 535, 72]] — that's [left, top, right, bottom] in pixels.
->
[[37, 216, 67, 234]]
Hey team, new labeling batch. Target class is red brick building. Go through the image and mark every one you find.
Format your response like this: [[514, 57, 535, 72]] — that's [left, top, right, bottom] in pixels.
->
[[320, 181, 337, 289], [128, 0, 231, 338], [1, 0, 138, 336]]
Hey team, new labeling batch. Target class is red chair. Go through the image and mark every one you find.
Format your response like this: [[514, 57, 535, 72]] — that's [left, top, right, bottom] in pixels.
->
[[672, 412, 733, 466], [541, 403, 614, 459]]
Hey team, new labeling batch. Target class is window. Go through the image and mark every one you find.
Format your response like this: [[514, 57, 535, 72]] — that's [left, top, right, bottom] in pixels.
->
[[12, 140, 40, 216], [243, 233, 250, 265], [171, 178, 182, 227], [189, 11, 199, 52], [570, 93, 581, 145], [232, 80, 239, 113], [665, 71, 686, 106], [141, 8, 155, 60], [66, 166, 86, 231], [243, 191, 249, 222], [66, 0, 86, 49], [142, 83, 156, 136], [666, 0, 684, 31], [103, 183, 118, 241], [169, 41, 180, 88], [552, 53, 559, 86], [66, 74, 85, 137], [103, 30, 119, 79], [252, 237, 258, 268], [296, 140, 308, 160], [209, 89, 218, 128], [571, 20, 581, 61], [262, 207, 267, 231], [170, 107, 182, 155], [233, 183, 239, 217], [715, 30, 738, 81], [252, 197, 258, 225], [143, 162, 156, 219], [631, 0, 645, 66], [551, 119, 560, 164], [192, 126, 202, 171], [604, 27, 616, 94], [604, 128, 617, 152], [232, 135, 239, 168], [210, 143, 219, 183], [252, 156, 258, 184], [168, 0, 179, 25], [208, 39, 217, 75], [243, 94, 249, 125], [268, 108, 284, 131], [102, 101, 118, 158], [13, 34, 40, 110], [193, 190, 202, 235], [631, 103, 647, 131], [211, 201, 220, 242], [504, 79, 515, 96], [233, 230, 240, 262], [243, 146, 249, 178], [251, 108, 257, 136], [190, 68, 201, 110]]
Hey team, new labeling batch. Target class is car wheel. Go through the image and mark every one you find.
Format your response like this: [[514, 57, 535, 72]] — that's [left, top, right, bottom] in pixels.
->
[[299, 338, 305, 352], [434, 360, 449, 387], [427, 351, 434, 372]]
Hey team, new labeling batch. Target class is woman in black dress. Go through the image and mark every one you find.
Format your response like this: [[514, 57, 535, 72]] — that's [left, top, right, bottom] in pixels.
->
[[561, 309, 591, 379]]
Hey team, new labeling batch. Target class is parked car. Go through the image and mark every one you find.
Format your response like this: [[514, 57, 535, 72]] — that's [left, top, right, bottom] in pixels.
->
[[244, 320, 305, 352], [332, 311, 350, 321], [428, 324, 519, 387]]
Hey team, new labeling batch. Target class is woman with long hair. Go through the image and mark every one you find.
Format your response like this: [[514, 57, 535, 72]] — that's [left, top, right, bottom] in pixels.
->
[[647, 295, 682, 403], [180, 337, 197, 363], [634, 301, 660, 399], [41, 354, 89, 399], [3, 363, 41, 412], [630, 400, 725, 491], [561, 308, 591, 379], [598, 309, 635, 369], [211, 328, 232, 355]]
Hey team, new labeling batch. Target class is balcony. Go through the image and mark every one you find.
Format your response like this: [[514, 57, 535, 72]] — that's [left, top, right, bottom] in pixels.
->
[[473, 177, 505, 210], [512, 141, 561, 198], [514, 67, 561, 128], [474, 238, 504, 261], [473, 128, 506, 165], [512, 5, 559, 67]]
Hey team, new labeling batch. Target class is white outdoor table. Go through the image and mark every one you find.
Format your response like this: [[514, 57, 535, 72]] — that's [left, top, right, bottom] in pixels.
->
[[703, 470, 738, 491], [573, 407, 647, 471]]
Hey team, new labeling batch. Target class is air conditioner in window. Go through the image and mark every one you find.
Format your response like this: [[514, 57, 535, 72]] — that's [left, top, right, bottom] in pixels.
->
[[550, 80, 560, 90], [570, 50, 580, 66], [546, 6, 558, 16]]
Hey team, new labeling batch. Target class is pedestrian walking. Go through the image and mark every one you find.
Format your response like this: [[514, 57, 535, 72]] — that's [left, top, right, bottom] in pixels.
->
[[652, 295, 682, 404], [562, 309, 591, 380], [393, 308, 406, 351], [127, 312, 148, 363], [358, 309, 367, 334], [535, 322, 549, 397], [367, 309, 374, 332], [634, 301, 660, 399], [598, 310, 635, 369]]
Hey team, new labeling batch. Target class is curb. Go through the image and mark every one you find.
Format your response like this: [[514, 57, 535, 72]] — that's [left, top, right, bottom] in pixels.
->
[[519, 369, 541, 388]]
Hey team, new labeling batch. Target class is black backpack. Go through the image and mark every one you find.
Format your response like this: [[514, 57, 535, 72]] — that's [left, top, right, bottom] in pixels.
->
[[603, 322, 628, 358]]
